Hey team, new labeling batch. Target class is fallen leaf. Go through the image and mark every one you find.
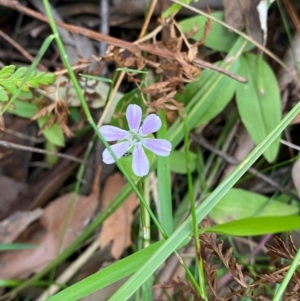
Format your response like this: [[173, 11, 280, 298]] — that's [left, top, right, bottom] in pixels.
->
[[0, 209, 43, 243], [99, 173, 138, 259], [0, 166, 101, 279], [223, 0, 264, 45], [0, 175, 27, 220], [290, 113, 300, 125]]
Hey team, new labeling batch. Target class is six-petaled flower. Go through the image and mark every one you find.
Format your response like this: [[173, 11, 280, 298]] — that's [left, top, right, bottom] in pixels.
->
[[99, 104, 172, 177]]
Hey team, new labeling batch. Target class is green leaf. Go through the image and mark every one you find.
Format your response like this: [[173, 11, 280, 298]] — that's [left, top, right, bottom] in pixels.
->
[[209, 188, 299, 224], [46, 241, 164, 301], [169, 150, 197, 174], [0, 243, 38, 251], [7, 99, 38, 118], [45, 140, 59, 167], [37, 116, 65, 147], [171, 56, 240, 147], [0, 65, 55, 99], [179, 12, 239, 52], [162, 0, 192, 18], [236, 54, 282, 162], [0, 87, 8, 101], [157, 110, 172, 235], [176, 60, 236, 124], [0, 65, 15, 77], [110, 89, 146, 129], [203, 215, 300, 236]]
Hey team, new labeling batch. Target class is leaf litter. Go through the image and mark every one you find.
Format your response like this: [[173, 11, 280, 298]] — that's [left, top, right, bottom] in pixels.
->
[[0, 166, 101, 279], [99, 173, 138, 259], [0, 0, 300, 300]]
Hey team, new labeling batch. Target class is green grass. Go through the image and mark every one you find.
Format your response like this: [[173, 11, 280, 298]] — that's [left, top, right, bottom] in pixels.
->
[[1, 0, 300, 300]]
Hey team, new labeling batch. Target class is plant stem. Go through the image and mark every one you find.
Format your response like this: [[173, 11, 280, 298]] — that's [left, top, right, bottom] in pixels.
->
[[183, 112, 207, 300]]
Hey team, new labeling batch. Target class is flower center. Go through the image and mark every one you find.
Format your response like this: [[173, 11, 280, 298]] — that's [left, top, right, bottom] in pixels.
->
[[130, 132, 143, 146]]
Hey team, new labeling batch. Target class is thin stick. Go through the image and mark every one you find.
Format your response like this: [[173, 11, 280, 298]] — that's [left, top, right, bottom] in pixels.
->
[[0, 0, 247, 83], [138, 0, 158, 39], [0, 139, 87, 165], [0, 30, 47, 71]]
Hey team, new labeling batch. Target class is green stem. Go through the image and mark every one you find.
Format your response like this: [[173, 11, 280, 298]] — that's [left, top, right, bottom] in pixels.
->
[[273, 247, 300, 301], [138, 180, 148, 239], [183, 112, 207, 300]]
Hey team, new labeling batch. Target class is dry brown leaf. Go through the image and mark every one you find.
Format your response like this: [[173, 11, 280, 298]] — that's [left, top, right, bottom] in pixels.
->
[[0, 209, 43, 243], [278, 33, 300, 92], [99, 173, 138, 259], [0, 164, 101, 279], [290, 113, 300, 125], [0, 175, 28, 220], [223, 0, 263, 45]]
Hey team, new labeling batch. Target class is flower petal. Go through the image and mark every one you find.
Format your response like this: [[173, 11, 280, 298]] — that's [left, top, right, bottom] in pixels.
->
[[102, 141, 131, 164], [132, 145, 149, 177], [143, 138, 172, 156], [126, 104, 142, 133], [139, 114, 162, 136], [99, 125, 129, 141]]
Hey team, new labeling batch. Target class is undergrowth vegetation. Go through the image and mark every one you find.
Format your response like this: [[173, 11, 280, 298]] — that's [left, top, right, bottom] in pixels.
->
[[0, 0, 300, 300]]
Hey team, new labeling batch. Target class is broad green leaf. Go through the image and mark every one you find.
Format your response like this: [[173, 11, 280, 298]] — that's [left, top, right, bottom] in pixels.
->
[[179, 12, 238, 52], [176, 61, 236, 124], [7, 99, 38, 118], [236, 54, 282, 162], [171, 56, 240, 147], [210, 188, 299, 224], [169, 150, 197, 174], [37, 116, 65, 147], [46, 241, 164, 301], [203, 215, 300, 236]]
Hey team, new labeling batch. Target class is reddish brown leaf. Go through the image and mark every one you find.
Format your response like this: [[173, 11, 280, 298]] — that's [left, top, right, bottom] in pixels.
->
[[0, 165, 101, 279], [99, 173, 138, 259], [0, 209, 42, 243]]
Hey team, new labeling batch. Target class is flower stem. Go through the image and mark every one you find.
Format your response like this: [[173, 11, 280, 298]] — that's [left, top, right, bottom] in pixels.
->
[[138, 179, 148, 239], [183, 112, 207, 300]]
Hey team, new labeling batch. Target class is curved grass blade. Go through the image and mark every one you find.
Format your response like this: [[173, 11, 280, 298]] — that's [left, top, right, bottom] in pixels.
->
[[46, 241, 164, 301], [203, 215, 300, 236]]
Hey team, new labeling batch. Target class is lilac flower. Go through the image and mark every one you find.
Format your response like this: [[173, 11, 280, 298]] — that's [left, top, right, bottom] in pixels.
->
[[99, 104, 172, 177]]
